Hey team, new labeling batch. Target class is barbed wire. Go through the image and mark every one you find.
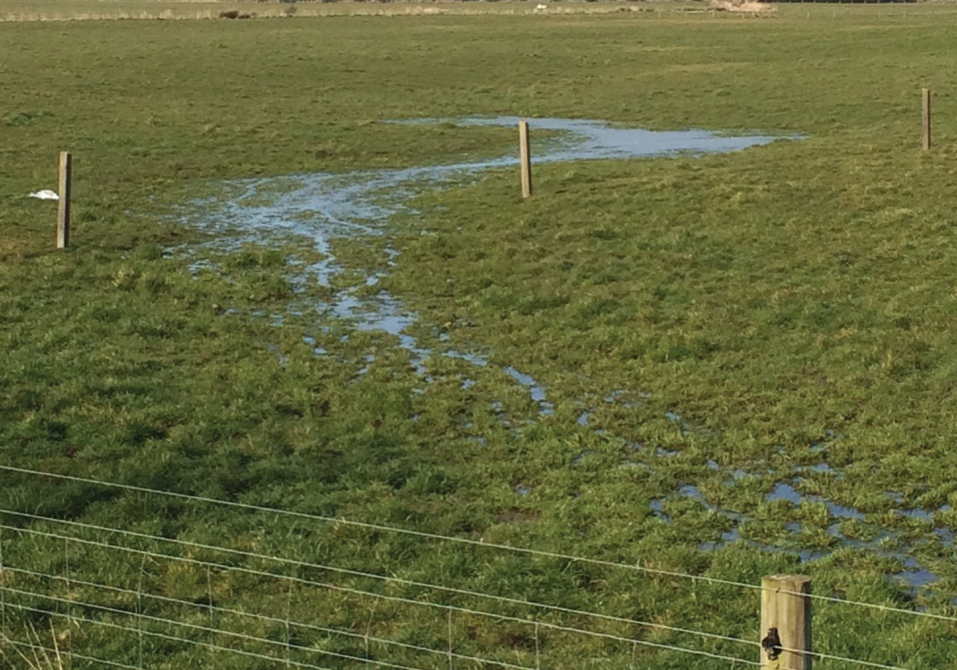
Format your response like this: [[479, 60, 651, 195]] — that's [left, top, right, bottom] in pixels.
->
[[0, 524, 760, 667], [0, 510, 759, 649]]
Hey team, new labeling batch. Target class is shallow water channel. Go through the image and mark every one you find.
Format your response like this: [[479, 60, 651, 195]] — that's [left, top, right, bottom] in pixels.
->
[[174, 118, 949, 591]]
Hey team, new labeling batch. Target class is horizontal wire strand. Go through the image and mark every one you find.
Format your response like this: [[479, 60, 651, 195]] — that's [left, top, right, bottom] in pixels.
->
[[0, 465, 756, 590], [0, 467, 944, 668], [2, 526, 914, 669], [2, 602, 339, 670], [3, 574, 908, 670], [0, 587, 450, 670], [4, 464, 948, 624], [0, 509, 759, 649], [2, 638, 141, 670], [772, 586, 957, 624], [5, 565, 536, 670], [0, 525, 759, 666], [3, 591, 426, 670], [772, 643, 910, 670], [1, 595, 760, 669]]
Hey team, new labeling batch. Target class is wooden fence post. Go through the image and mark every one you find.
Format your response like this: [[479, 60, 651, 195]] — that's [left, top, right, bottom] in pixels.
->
[[519, 119, 532, 199], [922, 89, 931, 151], [57, 151, 72, 249], [761, 574, 812, 670]]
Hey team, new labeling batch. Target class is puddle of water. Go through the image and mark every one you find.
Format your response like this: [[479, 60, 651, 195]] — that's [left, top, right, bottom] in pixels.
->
[[768, 482, 803, 506], [829, 502, 865, 520], [175, 116, 794, 434], [396, 116, 790, 163], [802, 462, 840, 476], [934, 527, 954, 545], [503, 366, 554, 416], [604, 389, 649, 408], [665, 409, 717, 438], [444, 350, 489, 367], [897, 566, 938, 588], [767, 480, 866, 520], [172, 116, 955, 591], [682, 476, 951, 589], [699, 527, 741, 552]]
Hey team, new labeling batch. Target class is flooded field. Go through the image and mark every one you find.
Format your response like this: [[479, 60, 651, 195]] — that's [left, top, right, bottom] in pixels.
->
[[173, 117, 955, 591], [171, 119, 957, 592]]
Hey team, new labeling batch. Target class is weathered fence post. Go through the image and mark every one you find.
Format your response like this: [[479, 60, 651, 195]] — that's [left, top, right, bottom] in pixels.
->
[[761, 574, 812, 670], [519, 119, 532, 198], [922, 88, 932, 151], [57, 151, 72, 249]]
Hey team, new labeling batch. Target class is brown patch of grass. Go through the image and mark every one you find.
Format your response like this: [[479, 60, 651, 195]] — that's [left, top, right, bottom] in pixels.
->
[[712, 0, 777, 15], [0, 236, 38, 260]]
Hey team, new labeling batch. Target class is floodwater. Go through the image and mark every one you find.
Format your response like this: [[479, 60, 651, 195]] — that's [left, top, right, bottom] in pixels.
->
[[172, 118, 957, 591], [176, 116, 787, 416]]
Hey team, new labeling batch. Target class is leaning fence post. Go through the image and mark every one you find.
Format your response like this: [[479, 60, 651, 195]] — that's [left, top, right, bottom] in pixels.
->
[[922, 89, 932, 151], [57, 151, 72, 248], [519, 119, 532, 198], [760, 574, 812, 670]]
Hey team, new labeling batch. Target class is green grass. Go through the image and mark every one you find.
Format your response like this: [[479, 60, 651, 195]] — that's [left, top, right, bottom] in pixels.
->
[[5, 5, 957, 669]]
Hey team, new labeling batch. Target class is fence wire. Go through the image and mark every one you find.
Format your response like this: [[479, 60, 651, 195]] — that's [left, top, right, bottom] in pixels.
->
[[0, 465, 952, 627], [0, 508, 758, 650], [0, 519, 914, 670], [0, 521, 761, 669], [0, 465, 931, 670]]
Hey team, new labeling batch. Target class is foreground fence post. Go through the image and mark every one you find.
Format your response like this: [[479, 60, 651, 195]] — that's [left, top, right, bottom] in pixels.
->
[[57, 151, 72, 249], [922, 89, 932, 151], [519, 119, 532, 198], [761, 574, 812, 670]]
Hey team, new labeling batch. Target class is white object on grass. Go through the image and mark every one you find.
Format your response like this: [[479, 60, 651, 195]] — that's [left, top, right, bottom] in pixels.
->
[[29, 189, 60, 201]]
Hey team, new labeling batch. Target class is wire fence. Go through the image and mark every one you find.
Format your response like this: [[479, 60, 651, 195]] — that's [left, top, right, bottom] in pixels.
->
[[0, 466, 943, 670]]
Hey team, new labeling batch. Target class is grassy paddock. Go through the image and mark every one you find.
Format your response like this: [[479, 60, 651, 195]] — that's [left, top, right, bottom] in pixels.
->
[[5, 0, 957, 22], [4, 4, 957, 668], [0, 0, 713, 22]]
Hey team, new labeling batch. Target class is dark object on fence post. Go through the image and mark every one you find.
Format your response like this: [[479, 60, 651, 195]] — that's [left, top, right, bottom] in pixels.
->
[[519, 119, 532, 198], [762, 627, 782, 661], [922, 88, 931, 151], [760, 574, 812, 670], [57, 151, 72, 249]]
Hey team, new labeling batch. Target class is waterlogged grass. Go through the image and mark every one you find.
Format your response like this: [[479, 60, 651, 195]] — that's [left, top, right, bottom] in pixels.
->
[[5, 6, 957, 669]]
